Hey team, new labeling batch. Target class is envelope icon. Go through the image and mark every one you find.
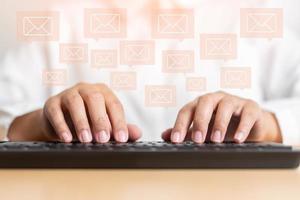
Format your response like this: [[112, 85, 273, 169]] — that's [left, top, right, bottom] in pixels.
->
[[163, 50, 194, 73], [110, 72, 136, 90], [91, 13, 121, 33], [200, 34, 237, 60], [240, 8, 283, 38], [23, 17, 53, 36], [91, 50, 117, 68], [145, 85, 176, 107], [152, 9, 194, 39], [42, 69, 67, 86], [120, 40, 155, 65], [84, 9, 126, 38], [186, 77, 206, 92], [60, 44, 88, 64], [17, 11, 59, 41], [220, 67, 251, 89]]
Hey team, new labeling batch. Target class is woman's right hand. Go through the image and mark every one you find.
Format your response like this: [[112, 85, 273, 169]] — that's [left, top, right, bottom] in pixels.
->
[[9, 83, 142, 143]]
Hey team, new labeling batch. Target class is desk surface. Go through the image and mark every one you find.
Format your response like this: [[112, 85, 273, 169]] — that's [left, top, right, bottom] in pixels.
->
[[1, 168, 300, 200]]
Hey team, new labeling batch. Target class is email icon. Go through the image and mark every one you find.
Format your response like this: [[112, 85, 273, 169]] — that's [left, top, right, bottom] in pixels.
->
[[42, 69, 67, 86], [120, 40, 155, 65], [220, 67, 251, 89], [17, 11, 59, 41], [145, 85, 176, 107], [186, 77, 206, 92], [152, 9, 194, 39], [162, 50, 194, 73], [91, 50, 117, 68], [59, 43, 88, 64], [200, 34, 237, 60], [240, 8, 283, 38], [84, 8, 127, 38], [110, 72, 136, 90]]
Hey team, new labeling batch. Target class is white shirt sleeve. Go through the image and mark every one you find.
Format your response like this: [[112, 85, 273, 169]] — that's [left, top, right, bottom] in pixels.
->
[[259, 31, 300, 145], [0, 44, 48, 140]]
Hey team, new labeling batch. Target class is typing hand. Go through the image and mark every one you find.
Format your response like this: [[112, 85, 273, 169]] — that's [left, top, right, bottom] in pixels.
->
[[41, 83, 141, 143], [8, 83, 141, 143], [162, 91, 282, 144]]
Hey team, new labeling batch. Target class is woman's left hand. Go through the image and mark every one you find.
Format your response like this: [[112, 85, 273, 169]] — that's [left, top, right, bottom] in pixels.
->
[[162, 91, 282, 144]]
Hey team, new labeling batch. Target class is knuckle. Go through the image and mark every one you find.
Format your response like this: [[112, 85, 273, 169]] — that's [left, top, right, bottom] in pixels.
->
[[245, 99, 259, 108], [85, 92, 104, 102], [197, 95, 212, 105], [193, 116, 208, 127], [214, 120, 227, 131], [245, 111, 258, 120], [174, 121, 186, 130], [109, 99, 124, 111], [44, 98, 59, 116], [93, 115, 108, 126], [178, 106, 190, 116], [63, 93, 82, 106], [74, 118, 88, 129], [220, 97, 235, 107], [44, 104, 58, 117]]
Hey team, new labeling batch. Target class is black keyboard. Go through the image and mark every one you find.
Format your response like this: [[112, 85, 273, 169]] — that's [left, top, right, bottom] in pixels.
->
[[0, 141, 299, 168]]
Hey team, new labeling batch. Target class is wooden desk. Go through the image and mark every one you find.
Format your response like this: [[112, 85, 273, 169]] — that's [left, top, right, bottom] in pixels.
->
[[0, 168, 299, 200]]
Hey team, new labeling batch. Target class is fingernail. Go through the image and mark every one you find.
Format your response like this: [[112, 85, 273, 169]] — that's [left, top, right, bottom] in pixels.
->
[[80, 130, 92, 143], [193, 131, 203, 143], [234, 131, 245, 142], [212, 130, 222, 143], [117, 130, 128, 143], [97, 131, 109, 143], [171, 131, 181, 143], [61, 132, 72, 142]]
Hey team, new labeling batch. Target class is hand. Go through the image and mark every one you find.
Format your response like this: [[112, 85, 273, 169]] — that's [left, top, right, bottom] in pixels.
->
[[8, 83, 142, 143], [162, 91, 282, 144]]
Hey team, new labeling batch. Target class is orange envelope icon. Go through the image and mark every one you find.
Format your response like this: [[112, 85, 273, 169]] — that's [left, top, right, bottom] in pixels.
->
[[186, 77, 206, 92], [120, 40, 155, 65], [152, 9, 194, 39], [162, 50, 194, 73], [200, 34, 237, 60], [59, 43, 88, 64], [240, 8, 283, 38], [17, 11, 59, 41], [84, 8, 127, 38], [145, 85, 176, 107], [42, 69, 67, 86], [110, 72, 136, 90], [220, 67, 251, 89], [91, 50, 117, 68]]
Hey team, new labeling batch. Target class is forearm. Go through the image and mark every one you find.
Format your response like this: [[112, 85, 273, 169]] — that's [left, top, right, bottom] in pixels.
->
[[7, 109, 50, 141]]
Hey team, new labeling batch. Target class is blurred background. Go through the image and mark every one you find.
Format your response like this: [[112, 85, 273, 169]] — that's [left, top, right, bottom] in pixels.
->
[[1, 0, 300, 59]]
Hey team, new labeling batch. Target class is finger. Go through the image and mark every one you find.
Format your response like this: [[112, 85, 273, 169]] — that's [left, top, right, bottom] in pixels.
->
[[44, 98, 72, 143], [161, 128, 172, 141], [211, 97, 236, 143], [127, 124, 142, 141], [234, 101, 260, 143], [162, 128, 192, 142], [62, 92, 92, 143], [171, 101, 196, 143], [102, 88, 128, 143], [80, 90, 111, 143], [192, 93, 224, 143]]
